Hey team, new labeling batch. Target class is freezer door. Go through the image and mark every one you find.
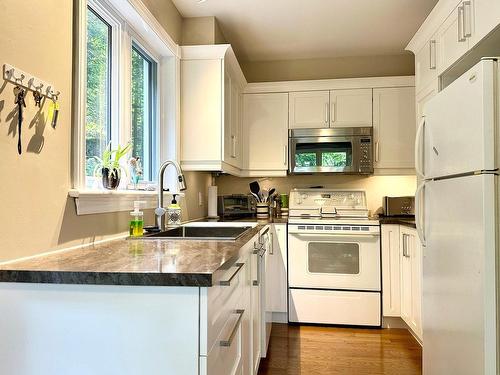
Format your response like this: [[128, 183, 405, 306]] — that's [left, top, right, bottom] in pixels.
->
[[423, 174, 498, 375], [423, 59, 497, 179]]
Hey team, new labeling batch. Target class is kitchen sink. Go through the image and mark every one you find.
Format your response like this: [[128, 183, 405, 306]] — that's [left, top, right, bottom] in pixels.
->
[[139, 222, 256, 241]]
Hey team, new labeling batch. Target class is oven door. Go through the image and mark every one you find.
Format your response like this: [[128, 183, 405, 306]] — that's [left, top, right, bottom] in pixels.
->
[[288, 227, 381, 291]]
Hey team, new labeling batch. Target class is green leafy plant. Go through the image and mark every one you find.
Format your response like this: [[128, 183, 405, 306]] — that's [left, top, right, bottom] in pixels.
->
[[93, 141, 132, 178]]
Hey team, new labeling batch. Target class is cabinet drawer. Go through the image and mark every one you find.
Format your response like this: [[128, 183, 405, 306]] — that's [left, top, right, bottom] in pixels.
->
[[200, 309, 244, 375], [200, 259, 247, 355]]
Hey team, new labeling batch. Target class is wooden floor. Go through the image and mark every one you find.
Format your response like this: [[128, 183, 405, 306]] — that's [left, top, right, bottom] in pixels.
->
[[258, 324, 422, 375]]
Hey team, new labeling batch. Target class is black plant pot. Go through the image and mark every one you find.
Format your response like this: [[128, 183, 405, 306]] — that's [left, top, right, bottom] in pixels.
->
[[102, 167, 121, 190]]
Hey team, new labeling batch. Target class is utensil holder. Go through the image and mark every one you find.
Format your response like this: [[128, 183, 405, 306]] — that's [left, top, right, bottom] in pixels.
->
[[256, 203, 270, 219], [280, 207, 289, 217]]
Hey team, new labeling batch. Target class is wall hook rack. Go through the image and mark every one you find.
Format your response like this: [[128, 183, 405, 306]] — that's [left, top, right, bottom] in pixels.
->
[[3, 63, 60, 102]]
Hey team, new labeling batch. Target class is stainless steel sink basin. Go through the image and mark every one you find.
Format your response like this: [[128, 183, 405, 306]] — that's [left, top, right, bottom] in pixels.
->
[[139, 223, 255, 241]]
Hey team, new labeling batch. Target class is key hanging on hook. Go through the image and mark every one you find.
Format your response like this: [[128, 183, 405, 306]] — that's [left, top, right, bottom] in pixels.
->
[[48, 93, 60, 128], [14, 86, 26, 155], [33, 91, 42, 108]]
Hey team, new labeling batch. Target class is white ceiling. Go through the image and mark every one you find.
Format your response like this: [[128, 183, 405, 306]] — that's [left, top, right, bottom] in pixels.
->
[[173, 0, 438, 61]]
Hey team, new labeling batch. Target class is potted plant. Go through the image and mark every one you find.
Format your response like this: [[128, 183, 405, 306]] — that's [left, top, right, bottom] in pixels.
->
[[93, 142, 132, 190]]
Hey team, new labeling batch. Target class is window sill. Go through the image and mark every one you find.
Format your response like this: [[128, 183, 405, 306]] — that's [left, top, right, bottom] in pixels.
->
[[68, 189, 184, 215]]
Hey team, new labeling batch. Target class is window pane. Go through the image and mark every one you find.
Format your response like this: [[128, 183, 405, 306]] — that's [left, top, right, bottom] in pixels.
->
[[295, 152, 317, 167], [322, 152, 348, 167], [131, 45, 157, 181], [85, 7, 111, 181]]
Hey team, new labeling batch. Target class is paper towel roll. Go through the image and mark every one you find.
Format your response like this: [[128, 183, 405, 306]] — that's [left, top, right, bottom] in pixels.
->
[[208, 185, 218, 218]]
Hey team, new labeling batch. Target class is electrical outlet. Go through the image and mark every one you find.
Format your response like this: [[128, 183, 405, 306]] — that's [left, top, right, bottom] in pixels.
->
[[198, 192, 204, 206]]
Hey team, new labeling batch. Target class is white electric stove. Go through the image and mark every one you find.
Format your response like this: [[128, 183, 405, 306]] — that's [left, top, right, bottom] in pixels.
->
[[287, 188, 381, 326]]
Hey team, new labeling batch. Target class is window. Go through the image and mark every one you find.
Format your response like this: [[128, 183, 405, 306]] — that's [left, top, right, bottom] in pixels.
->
[[131, 44, 157, 182], [85, 7, 112, 179], [74, 0, 176, 191]]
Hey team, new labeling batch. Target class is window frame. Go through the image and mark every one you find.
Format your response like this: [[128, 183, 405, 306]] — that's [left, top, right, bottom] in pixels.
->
[[73, 0, 179, 195]]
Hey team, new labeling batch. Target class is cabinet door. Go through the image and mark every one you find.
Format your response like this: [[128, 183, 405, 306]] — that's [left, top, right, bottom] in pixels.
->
[[437, 2, 470, 74], [250, 249, 261, 375], [373, 87, 416, 170], [266, 225, 288, 314], [400, 227, 422, 341], [243, 93, 289, 173], [415, 34, 439, 90], [473, 0, 500, 44], [289, 91, 330, 129], [381, 225, 401, 317], [330, 89, 372, 128]]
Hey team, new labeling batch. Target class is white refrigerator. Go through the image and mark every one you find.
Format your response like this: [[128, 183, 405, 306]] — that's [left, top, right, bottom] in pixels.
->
[[416, 58, 499, 375]]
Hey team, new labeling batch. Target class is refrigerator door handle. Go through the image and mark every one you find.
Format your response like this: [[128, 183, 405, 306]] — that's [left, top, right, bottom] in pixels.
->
[[415, 117, 426, 178], [415, 182, 426, 247]]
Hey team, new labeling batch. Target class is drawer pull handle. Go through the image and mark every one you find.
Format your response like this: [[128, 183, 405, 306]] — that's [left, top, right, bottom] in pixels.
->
[[219, 263, 244, 286], [220, 309, 245, 347]]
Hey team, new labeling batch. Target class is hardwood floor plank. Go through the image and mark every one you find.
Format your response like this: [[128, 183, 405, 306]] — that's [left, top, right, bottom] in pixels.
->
[[258, 324, 422, 375]]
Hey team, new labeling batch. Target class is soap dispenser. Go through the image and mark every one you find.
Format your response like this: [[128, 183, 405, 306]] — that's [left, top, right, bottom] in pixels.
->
[[130, 200, 146, 237], [167, 194, 181, 227]]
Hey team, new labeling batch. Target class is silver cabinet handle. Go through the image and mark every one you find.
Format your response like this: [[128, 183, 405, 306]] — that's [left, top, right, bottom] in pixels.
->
[[402, 234, 408, 257], [231, 135, 236, 158], [375, 141, 380, 162], [220, 309, 244, 347], [458, 5, 466, 42], [253, 250, 262, 286], [219, 262, 244, 286], [463, 1, 472, 38], [283, 145, 287, 166], [325, 102, 329, 124], [429, 40, 437, 70], [269, 232, 274, 255], [330, 101, 335, 125]]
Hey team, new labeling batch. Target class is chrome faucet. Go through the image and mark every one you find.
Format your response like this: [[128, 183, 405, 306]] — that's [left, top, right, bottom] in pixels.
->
[[155, 160, 187, 231]]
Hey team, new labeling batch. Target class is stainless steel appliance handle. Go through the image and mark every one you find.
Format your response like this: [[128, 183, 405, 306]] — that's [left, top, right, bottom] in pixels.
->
[[463, 1, 472, 38], [415, 182, 426, 247], [415, 117, 425, 178], [458, 5, 466, 42], [289, 232, 380, 238], [219, 263, 244, 286], [429, 40, 437, 70], [219, 309, 244, 347]]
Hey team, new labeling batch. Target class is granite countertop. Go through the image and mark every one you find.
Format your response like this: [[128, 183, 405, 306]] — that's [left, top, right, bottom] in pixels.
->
[[378, 216, 416, 229], [0, 224, 268, 287]]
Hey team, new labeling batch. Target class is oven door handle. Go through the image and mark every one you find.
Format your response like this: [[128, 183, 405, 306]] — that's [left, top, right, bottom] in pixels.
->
[[289, 232, 380, 238]]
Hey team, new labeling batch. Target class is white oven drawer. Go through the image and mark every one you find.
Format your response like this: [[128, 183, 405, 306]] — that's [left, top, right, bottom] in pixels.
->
[[288, 289, 381, 326], [288, 232, 381, 291]]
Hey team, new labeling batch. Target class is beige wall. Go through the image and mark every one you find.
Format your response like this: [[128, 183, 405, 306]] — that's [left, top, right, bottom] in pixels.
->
[[241, 54, 415, 82], [215, 175, 417, 216], [0, 0, 209, 262], [141, 0, 183, 44], [182, 16, 227, 45]]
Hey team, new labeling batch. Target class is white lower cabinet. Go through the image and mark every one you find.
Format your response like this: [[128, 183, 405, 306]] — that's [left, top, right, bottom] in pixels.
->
[[381, 225, 401, 317], [381, 224, 422, 342], [400, 226, 422, 341], [265, 224, 288, 317], [200, 233, 264, 375]]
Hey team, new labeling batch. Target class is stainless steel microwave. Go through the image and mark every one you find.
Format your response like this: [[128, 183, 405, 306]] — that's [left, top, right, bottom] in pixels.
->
[[288, 127, 374, 174]]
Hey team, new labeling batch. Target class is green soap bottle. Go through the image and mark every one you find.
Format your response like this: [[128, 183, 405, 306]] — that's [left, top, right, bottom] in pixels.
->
[[130, 200, 146, 237]]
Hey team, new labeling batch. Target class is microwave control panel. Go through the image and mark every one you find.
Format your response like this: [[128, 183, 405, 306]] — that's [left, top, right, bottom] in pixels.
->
[[359, 138, 373, 173]]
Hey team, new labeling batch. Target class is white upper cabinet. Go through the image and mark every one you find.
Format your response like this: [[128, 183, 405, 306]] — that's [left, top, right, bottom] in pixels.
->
[[330, 89, 373, 128], [242, 93, 289, 176], [288, 91, 330, 129], [180, 45, 246, 175], [373, 87, 416, 171], [472, 0, 500, 45], [437, 1, 471, 75], [415, 32, 439, 93]]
